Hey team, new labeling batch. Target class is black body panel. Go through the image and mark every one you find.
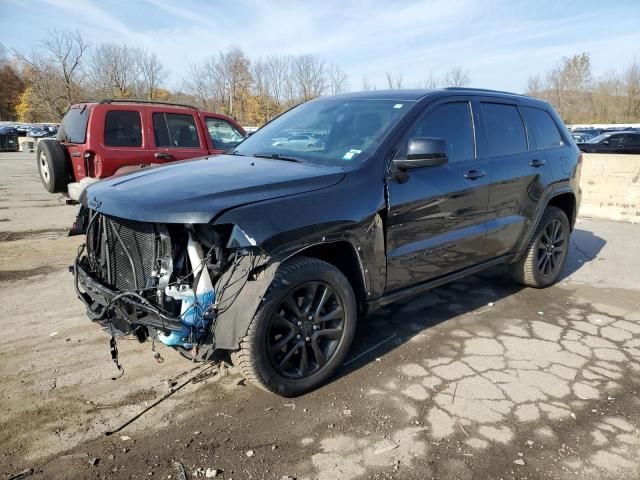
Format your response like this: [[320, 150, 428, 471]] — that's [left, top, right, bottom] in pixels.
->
[[78, 88, 582, 349]]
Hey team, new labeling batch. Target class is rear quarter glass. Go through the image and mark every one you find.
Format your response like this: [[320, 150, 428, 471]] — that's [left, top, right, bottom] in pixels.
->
[[58, 106, 90, 144]]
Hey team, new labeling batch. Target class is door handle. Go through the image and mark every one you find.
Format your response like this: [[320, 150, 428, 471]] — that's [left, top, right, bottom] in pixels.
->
[[464, 169, 487, 180], [529, 158, 546, 167], [155, 152, 173, 160]]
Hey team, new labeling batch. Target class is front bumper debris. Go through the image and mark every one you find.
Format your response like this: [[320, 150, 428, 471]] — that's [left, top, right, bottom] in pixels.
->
[[74, 259, 183, 336]]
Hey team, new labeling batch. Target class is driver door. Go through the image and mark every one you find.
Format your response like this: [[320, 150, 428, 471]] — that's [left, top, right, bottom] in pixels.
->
[[385, 100, 491, 292]]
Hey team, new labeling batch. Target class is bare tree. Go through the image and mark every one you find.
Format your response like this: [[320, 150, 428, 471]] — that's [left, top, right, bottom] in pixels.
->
[[292, 54, 326, 101], [14, 30, 89, 119], [624, 60, 640, 120], [385, 71, 404, 89], [442, 67, 470, 87], [362, 76, 373, 91], [327, 64, 348, 94], [137, 50, 167, 99], [89, 43, 140, 98]]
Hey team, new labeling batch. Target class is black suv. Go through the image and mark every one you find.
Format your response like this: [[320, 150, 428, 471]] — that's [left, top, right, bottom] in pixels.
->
[[74, 88, 581, 396]]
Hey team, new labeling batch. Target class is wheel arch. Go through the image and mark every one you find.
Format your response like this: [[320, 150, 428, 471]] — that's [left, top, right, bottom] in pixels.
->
[[286, 241, 368, 314], [513, 189, 577, 262], [547, 192, 577, 230]]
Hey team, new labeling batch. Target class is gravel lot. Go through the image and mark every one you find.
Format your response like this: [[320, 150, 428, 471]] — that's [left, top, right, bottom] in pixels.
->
[[1, 151, 639, 480]]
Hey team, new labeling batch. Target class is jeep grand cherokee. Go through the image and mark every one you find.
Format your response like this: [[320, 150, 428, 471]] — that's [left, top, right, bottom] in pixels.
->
[[74, 88, 581, 396]]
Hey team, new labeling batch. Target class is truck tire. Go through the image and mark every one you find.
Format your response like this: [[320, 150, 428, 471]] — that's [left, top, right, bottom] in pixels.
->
[[232, 256, 357, 397], [36, 140, 70, 193], [509, 206, 570, 288]]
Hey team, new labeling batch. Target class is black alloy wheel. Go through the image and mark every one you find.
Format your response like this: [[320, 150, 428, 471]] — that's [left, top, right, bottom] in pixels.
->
[[233, 256, 357, 397], [266, 281, 345, 379], [536, 218, 566, 278], [509, 205, 571, 288]]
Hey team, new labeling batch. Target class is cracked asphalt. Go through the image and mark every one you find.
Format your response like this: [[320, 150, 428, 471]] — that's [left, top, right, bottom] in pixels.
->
[[1, 151, 639, 480]]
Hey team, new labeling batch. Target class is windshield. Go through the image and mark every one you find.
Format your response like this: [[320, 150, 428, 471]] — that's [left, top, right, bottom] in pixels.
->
[[233, 99, 415, 166], [586, 133, 612, 144]]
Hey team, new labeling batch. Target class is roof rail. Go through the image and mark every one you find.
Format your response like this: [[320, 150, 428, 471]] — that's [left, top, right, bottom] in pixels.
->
[[443, 87, 524, 96], [99, 98, 200, 110]]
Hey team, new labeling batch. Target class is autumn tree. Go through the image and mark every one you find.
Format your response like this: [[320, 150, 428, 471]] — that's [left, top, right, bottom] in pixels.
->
[[0, 43, 25, 120]]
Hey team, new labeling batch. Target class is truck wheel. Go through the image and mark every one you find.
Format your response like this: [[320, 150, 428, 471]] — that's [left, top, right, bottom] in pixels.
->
[[36, 140, 70, 193], [232, 256, 357, 397], [509, 206, 570, 288]]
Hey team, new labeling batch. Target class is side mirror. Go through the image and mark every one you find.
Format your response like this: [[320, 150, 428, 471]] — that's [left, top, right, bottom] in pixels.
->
[[393, 137, 448, 170]]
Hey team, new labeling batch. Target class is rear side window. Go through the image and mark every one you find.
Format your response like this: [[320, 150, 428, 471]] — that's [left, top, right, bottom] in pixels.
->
[[57, 107, 89, 143], [624, 133, 640, 146], [481, 103, 527, 156], [105, 111, 142, 147], [404, 102, 475, 163], [153, 113, 200, 148], [522, 107, 563, 149]]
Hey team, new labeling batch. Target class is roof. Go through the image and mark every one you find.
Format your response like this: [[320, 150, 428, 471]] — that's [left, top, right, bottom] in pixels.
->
[[321, 87, 528, 102]]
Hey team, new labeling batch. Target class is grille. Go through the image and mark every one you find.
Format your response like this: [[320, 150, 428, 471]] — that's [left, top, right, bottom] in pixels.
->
[[103, 216, 156, 291]]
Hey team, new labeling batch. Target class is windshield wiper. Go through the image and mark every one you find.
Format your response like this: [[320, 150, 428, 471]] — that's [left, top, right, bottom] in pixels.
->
[[252, 153, 304, 163]]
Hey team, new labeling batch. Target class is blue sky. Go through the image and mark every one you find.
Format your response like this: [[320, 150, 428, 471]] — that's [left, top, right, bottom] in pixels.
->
[[1, 0, 639, 93]]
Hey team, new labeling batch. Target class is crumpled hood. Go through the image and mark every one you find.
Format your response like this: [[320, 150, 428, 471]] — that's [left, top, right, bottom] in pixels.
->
[[81, 155, 346, 223]]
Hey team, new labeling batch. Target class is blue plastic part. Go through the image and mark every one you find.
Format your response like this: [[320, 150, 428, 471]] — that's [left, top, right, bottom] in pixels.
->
[[158, 290, 215, 348]]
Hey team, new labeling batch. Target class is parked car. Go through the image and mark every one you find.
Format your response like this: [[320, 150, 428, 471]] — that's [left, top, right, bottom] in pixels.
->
[[571, 132, 593, 143], [74, 88, 581, 396], [571, 128, 601, 138], [0, 127, 19, 151], [576, 131, 640, 153], [36, 99, 246, 200]]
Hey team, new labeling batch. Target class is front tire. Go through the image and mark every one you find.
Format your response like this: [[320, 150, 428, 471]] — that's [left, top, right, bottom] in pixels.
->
[[232, 256, 357, 397], [509, 206, 570, 288]]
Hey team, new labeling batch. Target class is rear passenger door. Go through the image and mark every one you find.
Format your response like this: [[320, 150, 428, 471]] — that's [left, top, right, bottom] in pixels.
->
[[623, 133, 640, 153], [150, 110, 209, 163], [479, 101, 554, 257], [385, 99, 491, 291], [99, 108, 150, 178]]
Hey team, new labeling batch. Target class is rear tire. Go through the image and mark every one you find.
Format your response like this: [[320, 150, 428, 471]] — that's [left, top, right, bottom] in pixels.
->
[[509, 206, 570, 288], [232, 256, 357, 397], [36, 140, 70, 193]]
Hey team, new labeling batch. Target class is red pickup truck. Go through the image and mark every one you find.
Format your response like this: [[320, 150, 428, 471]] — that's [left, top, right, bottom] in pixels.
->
[[36, 99, 246, 200]]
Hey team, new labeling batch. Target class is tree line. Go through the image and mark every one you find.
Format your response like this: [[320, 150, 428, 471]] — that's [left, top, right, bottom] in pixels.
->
[[0, 30, 473, 126], [2, 30, 637, 126], [526, 52, 640, 124]]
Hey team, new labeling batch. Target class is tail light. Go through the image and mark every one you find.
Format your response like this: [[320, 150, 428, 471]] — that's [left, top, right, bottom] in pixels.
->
[[83, 151, 96, 177]]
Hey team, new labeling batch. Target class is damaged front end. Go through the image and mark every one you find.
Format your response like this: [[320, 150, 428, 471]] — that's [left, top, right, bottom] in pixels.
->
[[74, 210, 275, 360]]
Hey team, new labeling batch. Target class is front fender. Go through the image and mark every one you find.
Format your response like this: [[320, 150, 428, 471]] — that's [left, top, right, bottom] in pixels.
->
[[213, 173, 387, 300]]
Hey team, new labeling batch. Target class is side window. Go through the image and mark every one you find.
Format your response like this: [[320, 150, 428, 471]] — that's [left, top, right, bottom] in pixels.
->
[[153, 113, 200, 148], [481, 103, 528, 156], [402, 102, 475, 163], [522, 107, 563, 149], [608, 134, 624, 146], [58, 107, 89, 144], [105, 111, 142, 147], [625, 134, 640, 146], [205, 117, 245, 150]]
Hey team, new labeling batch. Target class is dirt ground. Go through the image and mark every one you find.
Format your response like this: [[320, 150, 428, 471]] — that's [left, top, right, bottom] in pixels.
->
[[1, 151, 639, 480]]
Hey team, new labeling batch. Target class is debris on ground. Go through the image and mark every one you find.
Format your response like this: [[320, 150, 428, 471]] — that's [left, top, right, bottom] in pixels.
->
[[172, 461, 188, 480], [89, 458, 99, 466], [7, 469, 34, 480], [245, 450, 255, 457]]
